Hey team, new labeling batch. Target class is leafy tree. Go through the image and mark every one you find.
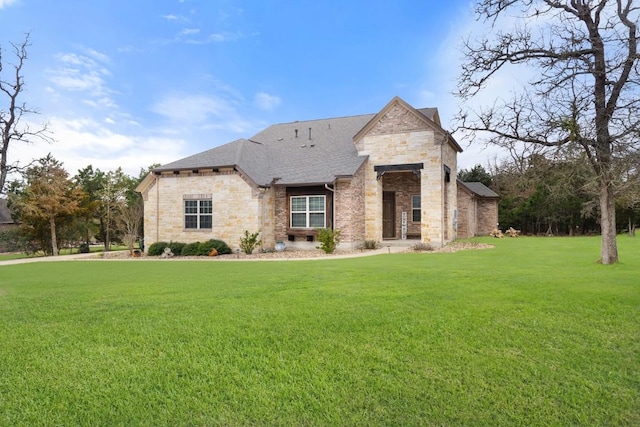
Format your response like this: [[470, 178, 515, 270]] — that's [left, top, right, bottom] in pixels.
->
[[8, 154, 84, 256], [1, 33, 51, 195], [456, 1, 640, 264], [74, 165, 103, 245], [457, 164, 493, 187]]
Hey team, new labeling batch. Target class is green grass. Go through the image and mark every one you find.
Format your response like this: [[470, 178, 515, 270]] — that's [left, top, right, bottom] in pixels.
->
[[0, 236, 638, 426]]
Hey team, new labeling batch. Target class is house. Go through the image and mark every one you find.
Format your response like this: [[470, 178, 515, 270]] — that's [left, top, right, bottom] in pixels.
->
[[137, 96, 493, 252], [0, 198, 18, 253], [0, 198, 15, 230], [456, 181, 500, 238]]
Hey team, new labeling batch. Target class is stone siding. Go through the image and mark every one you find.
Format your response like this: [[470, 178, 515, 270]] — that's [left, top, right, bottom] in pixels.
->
[[456, 186, 498, 238], [141, 171, 271, 251], [477, 199, 498, 235], [456, 188, 475, 238], [334, 166, 366, 248]]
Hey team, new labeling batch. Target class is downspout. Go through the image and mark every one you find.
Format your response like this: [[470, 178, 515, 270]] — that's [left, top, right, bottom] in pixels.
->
[[155, 174, 160, 244], [324, 183, 335, 229], [440, 133, 446, 244]]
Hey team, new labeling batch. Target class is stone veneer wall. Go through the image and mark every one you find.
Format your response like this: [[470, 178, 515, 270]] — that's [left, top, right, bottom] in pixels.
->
[[477, 199, 499, 235], [141, 172, 271, 251], [442, 139, 458, 242], [273, 186, 288, 242], [455, 186, 499, 238], [456, 188, 475, 238], [334, 166, 366, 248]]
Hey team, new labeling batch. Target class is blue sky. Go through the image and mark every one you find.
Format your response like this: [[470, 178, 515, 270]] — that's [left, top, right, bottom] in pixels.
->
[[0, 0, 496, 178]]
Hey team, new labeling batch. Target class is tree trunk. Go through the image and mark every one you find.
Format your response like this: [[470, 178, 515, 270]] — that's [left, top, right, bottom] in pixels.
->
[[630, 217, 636, 237], [599, 182, 619, 264], [50, 215, 59, 256]]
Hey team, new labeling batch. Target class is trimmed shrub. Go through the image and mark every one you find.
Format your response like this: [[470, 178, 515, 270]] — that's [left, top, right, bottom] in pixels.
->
[[167, 242, 186, 255], [199, 239, 232, 256], [78, 243, 90, 253], [181, 242, 201, 256], [316, 228, 341, 254], [148, 242, 169, 256]]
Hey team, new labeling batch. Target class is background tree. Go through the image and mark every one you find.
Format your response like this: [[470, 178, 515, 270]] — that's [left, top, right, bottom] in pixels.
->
[[8, 154, 84, 256], [74, 165, 104, 246], [116, 197, 143, 255], [1, 33, 51, 195], [458, 164, 493, 187], [456, 1, 640, 264]]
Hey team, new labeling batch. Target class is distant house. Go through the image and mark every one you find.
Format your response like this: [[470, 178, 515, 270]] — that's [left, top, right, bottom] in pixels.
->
[[0, 198, 15, 230], [456, 181, 500, 238], [0, 198, 18, 253], [137, 96, 497, 251]]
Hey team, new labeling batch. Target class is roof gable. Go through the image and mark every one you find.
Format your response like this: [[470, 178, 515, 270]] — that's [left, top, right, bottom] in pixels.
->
[[353, 96, 462, 152]]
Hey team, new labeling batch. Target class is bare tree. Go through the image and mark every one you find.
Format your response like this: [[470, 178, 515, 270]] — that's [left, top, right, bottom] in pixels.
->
[[116, 198, 143, 255], [1, 33, 51, 195], [456, 0, 640, 264]]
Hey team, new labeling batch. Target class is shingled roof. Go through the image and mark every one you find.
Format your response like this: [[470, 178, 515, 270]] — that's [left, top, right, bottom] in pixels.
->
[[153, 100, 450, 187], [458, 181, 500, 198]]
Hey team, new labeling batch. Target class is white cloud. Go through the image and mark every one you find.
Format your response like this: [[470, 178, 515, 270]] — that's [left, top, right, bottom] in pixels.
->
[[48, 50, 116, 110], [150, 92, 254, 134], [0, 0, 18, 9], [254, 92, 281, 111], [9, 117, 188, 177], [180, 28, 200, 36]]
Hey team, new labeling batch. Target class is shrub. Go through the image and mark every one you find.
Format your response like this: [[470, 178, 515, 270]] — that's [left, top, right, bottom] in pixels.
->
[[412, 242, 433, 252], [316, 228, 341, 254], [362, 240, 379, 250], [167, 242, 186, 255], [78, 243, 90, 253], [199, 239, 232, 256], [148, 242, 169, 256], [181, 242, 201, 256], [239, 230, 262, 254]]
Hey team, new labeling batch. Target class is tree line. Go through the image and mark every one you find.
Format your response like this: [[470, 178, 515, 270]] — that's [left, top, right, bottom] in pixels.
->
[[459, 153, 639, 238], [1, 154, 156, 256]]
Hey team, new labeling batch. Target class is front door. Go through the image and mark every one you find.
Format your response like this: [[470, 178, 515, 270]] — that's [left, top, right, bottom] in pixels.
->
[[383, 191, 395, 238]]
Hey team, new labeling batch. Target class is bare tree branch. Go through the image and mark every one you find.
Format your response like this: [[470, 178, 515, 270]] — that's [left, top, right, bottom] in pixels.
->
[[0, 32, 52, 195]]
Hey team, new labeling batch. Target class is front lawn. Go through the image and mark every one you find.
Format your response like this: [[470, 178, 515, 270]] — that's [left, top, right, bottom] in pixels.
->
[[0, 236, 638, 426]]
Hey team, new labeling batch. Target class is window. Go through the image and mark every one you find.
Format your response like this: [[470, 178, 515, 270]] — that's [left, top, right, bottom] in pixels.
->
[[290, 195, 325, 228], [412, 195, 421, 222], [184, 199, 212, 229]]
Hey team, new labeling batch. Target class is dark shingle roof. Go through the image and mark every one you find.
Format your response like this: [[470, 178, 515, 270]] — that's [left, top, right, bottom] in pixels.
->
[[458, 181, 500, 198], [156, 114, 374, 186], [154, 103, 445, 187]]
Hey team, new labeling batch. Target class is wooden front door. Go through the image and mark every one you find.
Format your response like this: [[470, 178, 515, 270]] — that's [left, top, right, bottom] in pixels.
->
[[383, 191, 395, 238]]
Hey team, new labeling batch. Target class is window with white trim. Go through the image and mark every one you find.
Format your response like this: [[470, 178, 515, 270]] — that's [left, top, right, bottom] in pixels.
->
[[290, 195, 326, 228], [412, 195, 421, 222], [184, 198, 212, 229]]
